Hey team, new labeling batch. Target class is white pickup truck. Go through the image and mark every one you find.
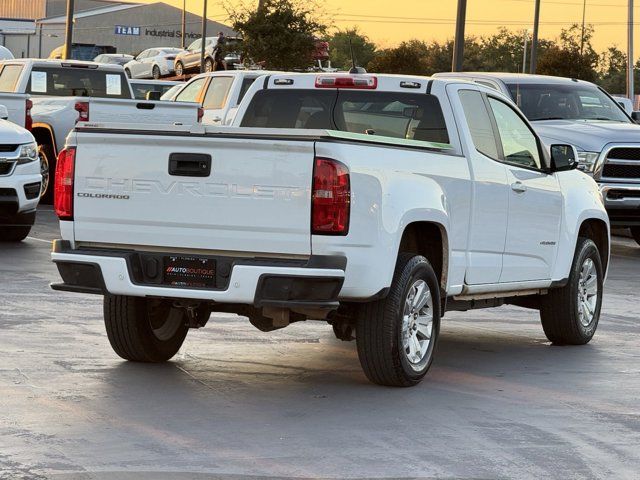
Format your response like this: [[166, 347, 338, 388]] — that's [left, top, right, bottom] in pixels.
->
[[0, 59, 202, 201], [171, 70, 275, 125], [0, 105, 40, 241], [50, 73, 610, 387]]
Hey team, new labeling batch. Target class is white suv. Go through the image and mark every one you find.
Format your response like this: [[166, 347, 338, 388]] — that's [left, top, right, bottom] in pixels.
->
[[0, 105, 41, 241]]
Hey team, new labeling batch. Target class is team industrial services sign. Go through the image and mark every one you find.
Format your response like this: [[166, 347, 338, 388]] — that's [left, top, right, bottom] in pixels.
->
[[115, 25, 140, 36]]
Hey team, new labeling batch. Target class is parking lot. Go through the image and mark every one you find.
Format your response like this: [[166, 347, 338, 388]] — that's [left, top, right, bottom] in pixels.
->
[[0, 207, 637, 479]]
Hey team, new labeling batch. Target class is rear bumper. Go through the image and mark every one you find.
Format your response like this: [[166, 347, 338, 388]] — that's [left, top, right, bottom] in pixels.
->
[[50, 241, 346, 308], [600, 183, 640, 226]]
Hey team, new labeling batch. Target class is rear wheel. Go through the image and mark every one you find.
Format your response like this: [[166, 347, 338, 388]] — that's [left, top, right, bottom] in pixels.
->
[[38, 144, 55, 204], [175, 61, 184, 77], [104, 295, 188, 362], [540, 237, 603, 345], [356, 253, 440, 387], [0, 226, 30, 242], [631, 227, 640, 246], [152, 65, 161, 79]]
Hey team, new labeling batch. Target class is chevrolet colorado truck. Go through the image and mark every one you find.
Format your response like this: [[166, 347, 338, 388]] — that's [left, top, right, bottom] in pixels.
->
[[0, 105, 41, 241], [0, 59, 202, 201], [50, 74, 610, 387], [435, 72, 640, 245]]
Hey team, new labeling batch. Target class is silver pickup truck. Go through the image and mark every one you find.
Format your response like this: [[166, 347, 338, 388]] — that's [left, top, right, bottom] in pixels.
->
[[435, 73, 640, 246]]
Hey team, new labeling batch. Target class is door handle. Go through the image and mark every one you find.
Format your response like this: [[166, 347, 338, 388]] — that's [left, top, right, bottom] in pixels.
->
[[511, 181, 527, 193], [168, 153, 211, 177], [211, 116, 222, 123]]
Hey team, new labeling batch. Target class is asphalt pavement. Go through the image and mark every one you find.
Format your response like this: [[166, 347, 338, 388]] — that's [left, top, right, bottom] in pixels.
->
[[1, 207, 639, 480]]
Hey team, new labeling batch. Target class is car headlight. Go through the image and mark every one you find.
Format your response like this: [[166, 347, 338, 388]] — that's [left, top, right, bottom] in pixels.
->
[[17, 142, 39, 165], [576, 151, 599, 173]]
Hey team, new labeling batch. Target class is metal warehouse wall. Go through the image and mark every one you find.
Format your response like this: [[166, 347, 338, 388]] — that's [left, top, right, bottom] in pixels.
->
[[0, 0, 46, 19]]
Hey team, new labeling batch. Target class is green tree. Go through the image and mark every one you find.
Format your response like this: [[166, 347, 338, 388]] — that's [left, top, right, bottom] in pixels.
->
[[227, 0, 327, 70], [367, 40, 430, 75], [599, 46, 627, 94], [537, 24, 599, 82], [328, 27, 377, 70]]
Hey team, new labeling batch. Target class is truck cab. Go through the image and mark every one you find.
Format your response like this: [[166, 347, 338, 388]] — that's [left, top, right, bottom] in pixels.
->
[[435, 72, 640, 245]]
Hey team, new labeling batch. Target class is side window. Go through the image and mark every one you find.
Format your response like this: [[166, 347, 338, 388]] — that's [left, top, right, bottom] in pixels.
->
[[238, 77, 258, 104], [188, 39, 201, 51], [136, 51, 148, 60], [488, 97, 542, 169], [146, 50, 158, 59], [175, 78, 206, 103], [458, 90, 499, 159], [0, 65, 24, 92], [203, 76, 234, 109]]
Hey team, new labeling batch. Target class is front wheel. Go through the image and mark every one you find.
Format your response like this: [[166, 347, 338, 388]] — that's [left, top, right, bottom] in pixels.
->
[[104, 295, 188, 362], [174, 61, 184, 77], [540, 238, 603, 345], [152, 65, 161, 79], [38, 144, 55, 204], [631, 227, 640, 246], [356, 253, 440, 387], [0, 226, 31, 242]]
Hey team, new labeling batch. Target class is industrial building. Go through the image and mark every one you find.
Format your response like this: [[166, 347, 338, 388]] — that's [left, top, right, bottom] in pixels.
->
[[0, 0, 235, 59]]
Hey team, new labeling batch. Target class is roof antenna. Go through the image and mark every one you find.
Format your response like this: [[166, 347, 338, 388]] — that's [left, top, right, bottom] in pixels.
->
[[348, 37, 366, 74]]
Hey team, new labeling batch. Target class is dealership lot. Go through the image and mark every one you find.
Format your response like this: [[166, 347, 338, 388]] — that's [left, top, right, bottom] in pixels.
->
[[0, 207, 638, 479]]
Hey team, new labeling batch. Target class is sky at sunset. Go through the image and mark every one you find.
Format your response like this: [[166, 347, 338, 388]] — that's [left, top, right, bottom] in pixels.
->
[[123, 0, 640, 53]]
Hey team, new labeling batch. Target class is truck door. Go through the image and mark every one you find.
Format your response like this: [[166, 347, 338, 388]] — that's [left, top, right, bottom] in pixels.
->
[[453, 87, 510, 285], [485, 96, 562, 282], [201, 75, 233, 125]]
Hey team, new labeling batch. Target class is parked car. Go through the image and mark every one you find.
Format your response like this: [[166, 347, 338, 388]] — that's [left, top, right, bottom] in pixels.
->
[[435, 72, 640, 246], [0, 104, 40, 242], [129, 79, 181, 100], [49, 43, 116, 61], [0, 59, 202, 202], [171, 70, 275, 124], [174, 36, 243, 76], [51, 73, 609, 387], [93, 53, 134, 67], [0, 46, 14, 61], [124, 48, 184, 79]]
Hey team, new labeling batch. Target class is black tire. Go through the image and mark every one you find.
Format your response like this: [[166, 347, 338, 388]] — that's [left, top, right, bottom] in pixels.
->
[[356, 253, 441, 387], [175, 61, 184, 77], [124, 68, 131, 78], [540, 237, 603, 345], [152, 65, 161, 79], [204, 58, 213, 73], [103, 295, 189, 362], [631, 227, 640, 246], [38, 144, 55, 204], [0, 226, 31, 242]]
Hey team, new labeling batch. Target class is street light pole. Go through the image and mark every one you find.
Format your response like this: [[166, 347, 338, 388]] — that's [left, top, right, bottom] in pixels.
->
[[529, 0, 541, 74], [181, 0, 186, 49], [452, 0, 467, 72], [64, 0, 75, 59], [200, 0, 207, 73], [580, 0, 587, 56], [628, 0, 634, 101], [522, 30, 529, 74]]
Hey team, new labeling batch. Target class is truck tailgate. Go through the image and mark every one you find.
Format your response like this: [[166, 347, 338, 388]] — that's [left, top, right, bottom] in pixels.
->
[[72, 131, 314, 255], [88, 98, 200, 125]]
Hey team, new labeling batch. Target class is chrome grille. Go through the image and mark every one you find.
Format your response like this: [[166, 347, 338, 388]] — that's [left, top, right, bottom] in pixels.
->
[[602, 147, 640, 180]]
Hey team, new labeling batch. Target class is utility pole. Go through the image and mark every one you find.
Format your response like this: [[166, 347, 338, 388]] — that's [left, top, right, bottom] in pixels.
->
[[529, 0, 541, 74], [628, 0, 634, 101], [181, 0, 186, 49], [580, 0, 587, 56], [64, 0, 75, 59], [200, 0, 207, 73], [522, 30, 529, 74], [452, 0, 467, 72]]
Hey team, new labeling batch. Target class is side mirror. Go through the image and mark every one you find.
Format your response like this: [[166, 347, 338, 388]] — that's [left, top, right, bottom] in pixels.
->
[[632, 111, 640, 123], [145, 90, 161, 101], [0, 105, 9, 120], [550, 144, 578, 172]]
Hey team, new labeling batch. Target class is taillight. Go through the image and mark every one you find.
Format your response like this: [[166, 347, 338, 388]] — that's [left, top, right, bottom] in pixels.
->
[[54, 147, 75, 220], [74, 101, 89, 123], [165, 55, 176, 60], [197, 107, 204, 122], [311, 157, 350, 235], [25, 99, 33, 131], [315, 76, 377, 89]]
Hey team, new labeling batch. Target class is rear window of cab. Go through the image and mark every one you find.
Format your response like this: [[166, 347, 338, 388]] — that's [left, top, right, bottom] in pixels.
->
[[240, 89, 450, 145], [26, 67, 131, 98]]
